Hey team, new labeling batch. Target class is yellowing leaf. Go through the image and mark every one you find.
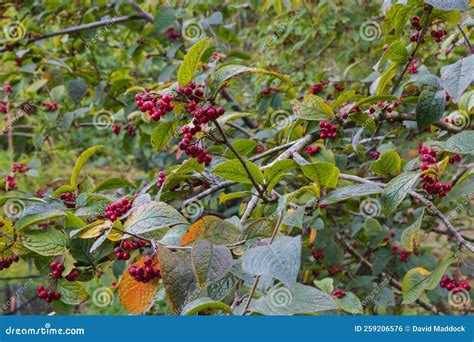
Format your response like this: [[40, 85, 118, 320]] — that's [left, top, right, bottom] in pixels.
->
[[180, 215, 241, 246], [118, 257, 160, 314]]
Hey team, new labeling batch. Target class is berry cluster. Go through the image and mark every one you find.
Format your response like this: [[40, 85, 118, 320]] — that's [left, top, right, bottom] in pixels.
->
[[65, 268, 80, 282], [439, 275, 471, 292], [332, 289, 346, 298], [126, 122, 136, 136], [319, 121, 337, 140], [431, 29, 447, 43], [0, 255, 20, 271], [3, 83, 13, 94], [369, 151, 380, 159], [310, 81, 327, 95], [42, 101, 58, 111], [0, 102, 8, 113], [261, 87, 279, 95], [112, 124, 121, 135], [12, 163, 30, 173], [179, 125, 212, 165], [399, 248, 410, 263], [305, 145, 321, 156], [6, 175, 16, 189], [411, 16, 422, 31], [166, 27, 180, 40], [59, 192, 76, 208], [333, 82, 345, 92], [419, 147, 453, 197], [408, 60, 418, 74], [157, 171, 166, 188], [49, 261, 65, 279], [449, 154, 462, 164], [337, 103, 361, 121], [128, 257, 161, 283], [210, 51, 225, 62], [310, 248, 324, 260], [114, 238, 147, 260], [37, 285, 61, 303], [368, 100, 399, 115], [15, 57, 22, 67], [135, 93, 174, 121], [105, 197, 134, 222]]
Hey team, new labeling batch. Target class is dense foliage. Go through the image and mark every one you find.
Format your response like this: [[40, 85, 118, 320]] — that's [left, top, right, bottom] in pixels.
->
[[0, 0, 473, 316]]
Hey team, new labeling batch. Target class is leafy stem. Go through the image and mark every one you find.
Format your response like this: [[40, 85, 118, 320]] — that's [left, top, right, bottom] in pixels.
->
[[212, 119, 268, 201]]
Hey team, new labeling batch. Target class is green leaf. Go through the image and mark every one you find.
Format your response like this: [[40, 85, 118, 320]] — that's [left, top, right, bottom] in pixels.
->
[[291, 95, 334, 121], [242, 236, 301, 288], [217, 112, 254, 126], [459, 90, 474, 113], [27, 79, 48, 93], [219, 191, 251, 203], [415, 90, 446, 129], [401, 209, 424, 252], [349, 112, 376, 134], [93, 178, 136, 192], [241, 218, 275, 240], [263, 159, 297, 192], [178, 37, 212, 86], [440, 55, 474, 102], [15, 208, 66, 231], [251, 283, 336, 315], [425, 0, 468, 11], [151, 121, 178, 152], [381, 171, 419, 216], [70, 145, 104, 190], [402, 252, 457, 304], [314, 278, 334, 293], [52, 185, 75, 198], [224, 139, 257, 159], [68, 78, 87, 104], [335, 292, 363, 314], [181, 297, 233, 315], [191, 239, 233, 288], [209, 64, 292, 99], [212, 160, 264, 185], [382, 41, 408, 64], [320, 184, 383, 205], [158, 246, 197, 314], [376, 63, 398, 95], [370, 150, 402, 176], [300, 162, 340, 188], [57, 280, 89, 305], [443, 131, 474, 154], [21, 229, 68, 256], [124, 201, 188, 238]]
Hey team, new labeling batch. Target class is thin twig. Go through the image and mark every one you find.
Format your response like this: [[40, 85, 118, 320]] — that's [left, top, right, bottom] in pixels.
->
[[457, 24, 473, 54]]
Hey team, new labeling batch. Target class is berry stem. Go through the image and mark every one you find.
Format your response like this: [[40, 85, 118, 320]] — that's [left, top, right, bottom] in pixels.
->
[[391, 5, 433, 94], [212, 119, 268, 201]]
